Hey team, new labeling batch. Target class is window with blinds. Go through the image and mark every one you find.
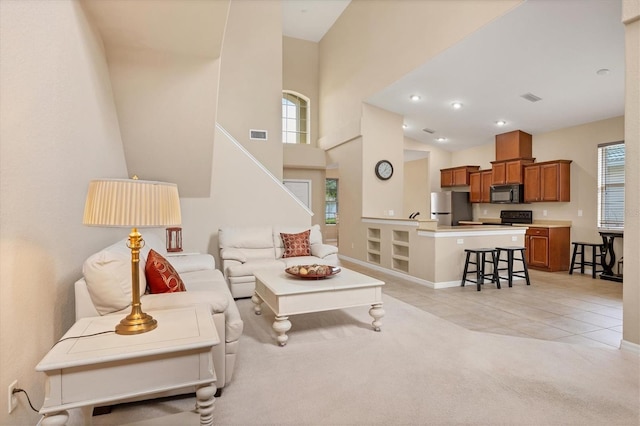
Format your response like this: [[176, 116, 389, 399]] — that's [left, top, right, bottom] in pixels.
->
[[597, 141, 625, 229]]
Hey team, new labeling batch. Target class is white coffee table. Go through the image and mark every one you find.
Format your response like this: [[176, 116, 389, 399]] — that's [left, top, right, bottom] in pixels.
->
[[251, 267, 385, 346], [36, 305, 219, 425]]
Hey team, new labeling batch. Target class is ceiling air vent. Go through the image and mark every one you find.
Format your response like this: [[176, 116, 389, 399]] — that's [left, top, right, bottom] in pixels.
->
[[422, 128, 436, 134], [520, 92, 542, 103], [249, 129, 268, 140]]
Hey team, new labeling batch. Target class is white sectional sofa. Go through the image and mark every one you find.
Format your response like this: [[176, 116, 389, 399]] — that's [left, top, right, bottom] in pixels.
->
[[74, 233, 243, 396], [219, 224, 339, 298]]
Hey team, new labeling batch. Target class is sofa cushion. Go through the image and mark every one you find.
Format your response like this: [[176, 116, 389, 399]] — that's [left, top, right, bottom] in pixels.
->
[[82, 244, 147, 316], [225, 259, 285, 277], [181, 269, 227, 292], [280, 229, 311, 258], [145, 249, 186, 294], [141, 291, 228, 316], [140, 232, 166, 258], [219, 227, 273, 249], [167, 254, 216, 274]]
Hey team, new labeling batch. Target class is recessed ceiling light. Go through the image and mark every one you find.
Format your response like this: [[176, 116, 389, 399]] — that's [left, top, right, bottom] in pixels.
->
[[495, 120, 507, 126], [403, 123, 408, 129], [451, 102, 463, 109], [409, 94, 421, 101], [435, 137, 447, 143], [596, 68, 611, 76]]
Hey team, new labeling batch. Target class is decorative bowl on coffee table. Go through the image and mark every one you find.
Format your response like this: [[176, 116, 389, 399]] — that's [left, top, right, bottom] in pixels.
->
[[285, 264, 341, 279]]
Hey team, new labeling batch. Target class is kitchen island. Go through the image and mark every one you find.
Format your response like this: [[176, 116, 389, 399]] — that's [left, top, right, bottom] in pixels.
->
[[358, 218, 528, 289]]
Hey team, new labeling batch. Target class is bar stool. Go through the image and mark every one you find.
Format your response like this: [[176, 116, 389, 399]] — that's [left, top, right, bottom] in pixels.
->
[[495, 246, 531, 287], [461, 248, 501, 291], [569, 242, 604, 279]]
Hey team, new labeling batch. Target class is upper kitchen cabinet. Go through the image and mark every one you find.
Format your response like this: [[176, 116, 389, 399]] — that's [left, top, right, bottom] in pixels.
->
[[491, 158, 535, 185], [440, 166, 480, 187], [524, 160, 572, 202], [469, 169, 492, 203], [495, 130, 532, 160]]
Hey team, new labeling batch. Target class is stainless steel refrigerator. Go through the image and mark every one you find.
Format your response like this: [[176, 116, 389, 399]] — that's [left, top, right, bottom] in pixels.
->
[[430, 191, 473, 226]]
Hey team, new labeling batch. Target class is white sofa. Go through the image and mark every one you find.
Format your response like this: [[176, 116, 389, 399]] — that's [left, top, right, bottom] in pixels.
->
[[219, 224, 339, 298], [74, 233, 243, 396]]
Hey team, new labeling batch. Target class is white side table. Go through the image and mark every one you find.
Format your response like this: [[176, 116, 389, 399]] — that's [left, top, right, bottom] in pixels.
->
[[36, 305, 219, 425]]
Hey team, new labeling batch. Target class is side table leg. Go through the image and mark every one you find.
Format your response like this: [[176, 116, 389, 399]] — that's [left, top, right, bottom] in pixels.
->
[[40, 411, 69, 425], [195, 383, 216, 426], [273, 316, 292, 346], [251, 293, 262, 315], [369, 303, 385, 331]]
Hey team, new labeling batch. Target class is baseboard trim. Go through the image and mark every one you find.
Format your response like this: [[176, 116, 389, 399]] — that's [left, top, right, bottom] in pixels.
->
[[620, 339, 640, 354]]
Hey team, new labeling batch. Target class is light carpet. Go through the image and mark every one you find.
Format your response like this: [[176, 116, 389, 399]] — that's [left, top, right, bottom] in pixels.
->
[[86, 294, 639, 425]]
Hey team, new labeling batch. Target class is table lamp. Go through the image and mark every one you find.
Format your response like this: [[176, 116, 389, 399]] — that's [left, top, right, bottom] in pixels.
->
[[83, 177, 181, 335]]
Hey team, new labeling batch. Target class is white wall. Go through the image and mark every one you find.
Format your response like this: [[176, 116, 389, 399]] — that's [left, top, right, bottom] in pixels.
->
[[0, 2, 128, 424], [217, 0, 283, 178], [621, 2, 639, 347], [283, 36, 319, 147], [404, 158, 429, 219], [362, 104, 405, 218], [106, 46, 219, 197], [180, 126, 312, 267]]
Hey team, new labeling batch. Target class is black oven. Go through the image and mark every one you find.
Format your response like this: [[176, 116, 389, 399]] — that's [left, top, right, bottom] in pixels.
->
[[490, 184, 525, 204]]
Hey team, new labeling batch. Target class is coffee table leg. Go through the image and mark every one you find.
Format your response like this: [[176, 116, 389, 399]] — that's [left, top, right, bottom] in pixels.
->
[[369, 303, 385, 332], [251, 292, 262, 315], [195, 383, 216, 426], [273, 316, 292, 346]]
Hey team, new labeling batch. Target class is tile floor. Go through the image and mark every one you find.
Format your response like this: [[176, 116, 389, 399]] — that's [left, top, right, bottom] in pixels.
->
[[340, 260, 624, 349]]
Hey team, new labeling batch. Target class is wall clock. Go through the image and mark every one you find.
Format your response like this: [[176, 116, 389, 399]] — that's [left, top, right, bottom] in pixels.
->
[[375, 160, 394, 180]]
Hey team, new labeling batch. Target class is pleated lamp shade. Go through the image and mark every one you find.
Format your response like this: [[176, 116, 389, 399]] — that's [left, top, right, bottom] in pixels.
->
[[83, 178, 181, 227]]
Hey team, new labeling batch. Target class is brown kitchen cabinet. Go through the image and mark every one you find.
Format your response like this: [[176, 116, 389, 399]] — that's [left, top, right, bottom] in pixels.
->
[[524, 226, 571, 272], [495, 130, 532, 161], [491, 159, 534, 185], [524, 160, 571, 202], [440, 166, 480, 187], [469, 169, 492, 203]]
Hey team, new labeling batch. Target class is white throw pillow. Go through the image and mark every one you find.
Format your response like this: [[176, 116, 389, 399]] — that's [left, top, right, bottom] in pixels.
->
[[83, 247, 147, 315]]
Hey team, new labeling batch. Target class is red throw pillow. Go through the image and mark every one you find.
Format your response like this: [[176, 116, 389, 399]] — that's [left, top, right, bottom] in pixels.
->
[[281, 230, 311, 258], [145, 249, 186, 294]]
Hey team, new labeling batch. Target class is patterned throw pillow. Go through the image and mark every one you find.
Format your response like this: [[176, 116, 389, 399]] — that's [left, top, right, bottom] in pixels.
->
[[145, 249, 186, 294], [281, 229, 311, 258]]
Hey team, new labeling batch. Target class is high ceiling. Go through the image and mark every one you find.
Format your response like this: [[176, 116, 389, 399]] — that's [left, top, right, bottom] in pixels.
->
[[282, 0, 351, 42], [284, 0, 625, 152]]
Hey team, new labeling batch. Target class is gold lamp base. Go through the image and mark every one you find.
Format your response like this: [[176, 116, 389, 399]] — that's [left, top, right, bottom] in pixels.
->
[[115, 311, 158, 335], [114, 227, 158, 335]]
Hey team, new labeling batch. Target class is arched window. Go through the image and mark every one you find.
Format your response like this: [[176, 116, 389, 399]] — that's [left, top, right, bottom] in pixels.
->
[[282, 91, 309, 144]]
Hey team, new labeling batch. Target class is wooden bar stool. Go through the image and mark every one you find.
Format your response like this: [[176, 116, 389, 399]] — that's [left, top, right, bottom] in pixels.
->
[[496, 246, 531, 287], [461, 248, 501, 291], [569, 242, 604, 279]]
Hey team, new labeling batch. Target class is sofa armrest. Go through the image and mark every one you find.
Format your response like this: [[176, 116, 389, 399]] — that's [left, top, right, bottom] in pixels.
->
[[168, 254, 216, 273], [311, 244, 339, 259], [74, 278, 101, 320], [220, 248, 247, 263]]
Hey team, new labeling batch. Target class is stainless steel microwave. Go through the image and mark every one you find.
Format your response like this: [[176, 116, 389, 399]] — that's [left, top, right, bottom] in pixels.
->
[[490, 184, 525, 204]]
